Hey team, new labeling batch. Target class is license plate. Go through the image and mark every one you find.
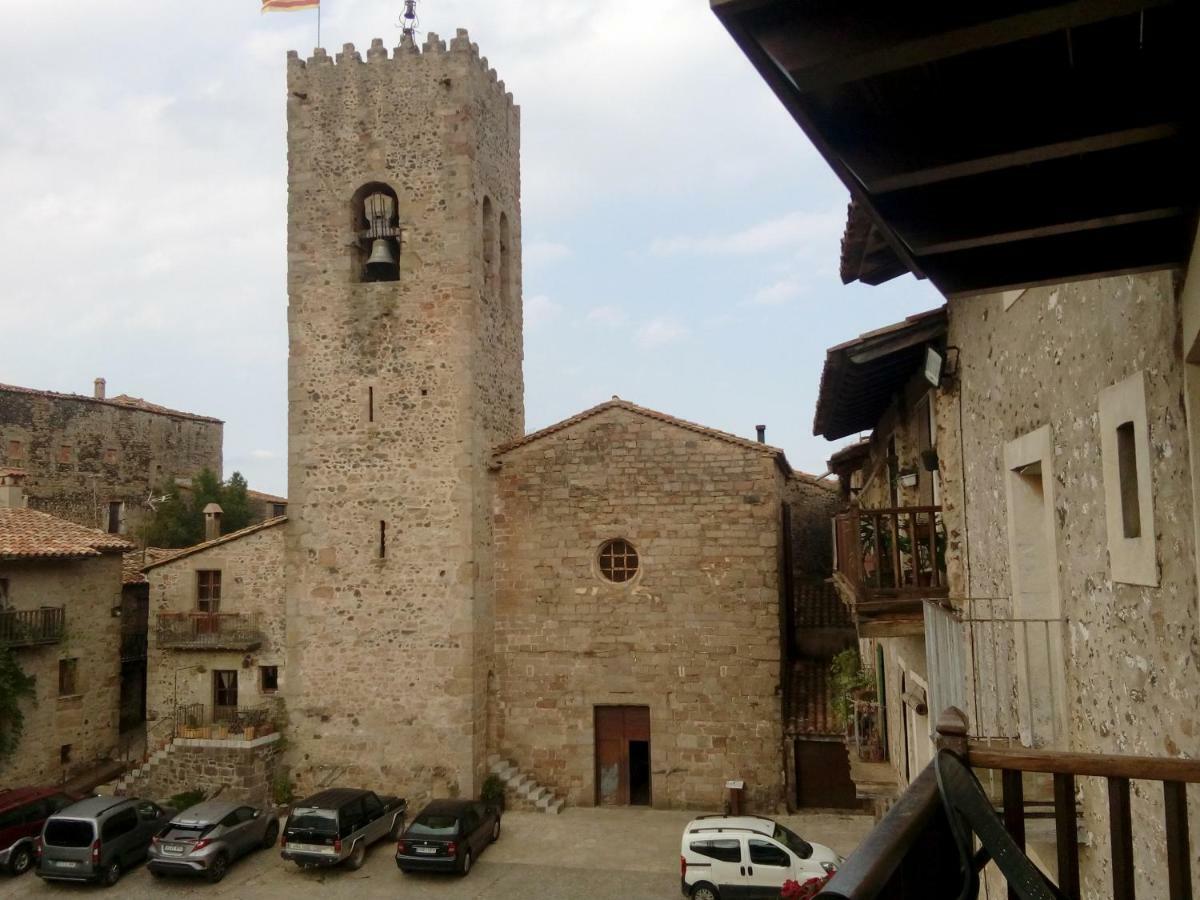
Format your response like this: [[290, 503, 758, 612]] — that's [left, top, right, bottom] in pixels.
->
[[53, 860, 78, 868], [289, 842, 335, 853], [415, 847, 437, 855], [163, 844, 186, 855]]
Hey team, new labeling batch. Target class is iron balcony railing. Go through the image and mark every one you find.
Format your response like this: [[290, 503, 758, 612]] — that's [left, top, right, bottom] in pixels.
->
[[156, 612, 263, 651], [0, 606, 65, 647], [833, 506, 948, 612], [173, 702, 278, 741]]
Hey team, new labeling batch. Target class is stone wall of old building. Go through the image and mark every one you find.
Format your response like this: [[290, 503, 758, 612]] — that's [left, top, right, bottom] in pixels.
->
[[492, 406, 788, 812], [0, 554, 122, 786], [145, 520, 286, 723], [0, 385, 223, 536], [939, 273, 1200, 898], [119, 734, 282, 808], [784, 474, 840, 580], [283, 33, 523, 802]]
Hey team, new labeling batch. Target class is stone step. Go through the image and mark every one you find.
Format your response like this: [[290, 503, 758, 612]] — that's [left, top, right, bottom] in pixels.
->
[[486, 754, 503, 769], [525, 786, 548, 804], [545, 799, 563, 815]]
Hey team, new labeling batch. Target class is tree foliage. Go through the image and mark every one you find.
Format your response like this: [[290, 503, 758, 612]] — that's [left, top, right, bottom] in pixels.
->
[[830, 647, 876, 729], [0, 646, 36, 760], [141, 468, 255, 548]]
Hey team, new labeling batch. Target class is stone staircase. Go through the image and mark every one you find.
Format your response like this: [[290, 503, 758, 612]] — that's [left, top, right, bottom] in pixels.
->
[[113, 741, 177, 797], [487, 755, 564, 814]]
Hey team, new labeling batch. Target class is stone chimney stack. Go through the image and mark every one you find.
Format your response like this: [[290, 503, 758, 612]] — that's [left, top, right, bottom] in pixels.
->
[[756, 425, 767, 443], [0, 469, 27, 509], [203, 503, 223, 541], [94, 378, 106, 400]]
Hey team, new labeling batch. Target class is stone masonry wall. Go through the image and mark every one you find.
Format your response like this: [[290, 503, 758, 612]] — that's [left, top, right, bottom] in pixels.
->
[[492, 407, 788, 812], [145, 521, 286, 723], [940, 273, 1200, 899], [0, 554, 122, 786], [120, 735, 282, 808], [0, 386, 222, 537], [785, 474, 840, 580], [283, 32, 522, 803]]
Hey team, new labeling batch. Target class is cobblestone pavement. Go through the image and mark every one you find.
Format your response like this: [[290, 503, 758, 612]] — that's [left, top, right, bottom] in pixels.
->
[[0, 808, 872, 900]]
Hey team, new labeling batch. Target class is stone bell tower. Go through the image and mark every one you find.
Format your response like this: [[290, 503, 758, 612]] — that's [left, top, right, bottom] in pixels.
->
[[283, 30, 523, 798]]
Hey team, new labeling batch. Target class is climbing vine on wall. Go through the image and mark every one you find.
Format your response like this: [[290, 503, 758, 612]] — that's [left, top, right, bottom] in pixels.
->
[[0, 646, 36, 760]]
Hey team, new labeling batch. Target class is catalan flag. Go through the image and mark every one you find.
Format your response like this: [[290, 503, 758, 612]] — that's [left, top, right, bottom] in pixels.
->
[[262, 0, 318, 11]]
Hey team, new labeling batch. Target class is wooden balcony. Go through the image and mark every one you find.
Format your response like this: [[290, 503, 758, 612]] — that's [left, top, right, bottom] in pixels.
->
[[832, 506, 947, 637], [819, 709, 1200, 900], [156, 613, 262, 651], [0, 606, 65, 647]]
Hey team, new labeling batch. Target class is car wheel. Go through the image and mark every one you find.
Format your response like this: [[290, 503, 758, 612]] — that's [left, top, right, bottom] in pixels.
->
[[491, 819, 500, 843], [459, 848, 472, 877], [8, 845, 32, 876], [207, 853, 229, 884], [101, 861, 122, 887], [262, 821, 279, 850], [690, 883, 720, 900], [346, 841, 366, 871]]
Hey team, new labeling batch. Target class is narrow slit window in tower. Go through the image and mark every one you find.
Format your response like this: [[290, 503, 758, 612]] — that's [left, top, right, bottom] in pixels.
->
[[368, 386, 374, 423], [379, 520, 387, 559]]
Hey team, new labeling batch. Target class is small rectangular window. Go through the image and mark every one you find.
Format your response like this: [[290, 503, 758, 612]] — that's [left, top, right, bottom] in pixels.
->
[[104, 447, 119, 465], [60, 744, 72, 765], [379, 520, 387, 559], [107, 501, 122, 534], [197, 570, 222, 613], [260, 665, 279, 693], [7, 440, 23, 460], [272, 503, 287, 518], [368, 386, 374, 423], [58, 658, 78, 697], [57, 445, 72, 464], [1116, 421, 1141, 539]]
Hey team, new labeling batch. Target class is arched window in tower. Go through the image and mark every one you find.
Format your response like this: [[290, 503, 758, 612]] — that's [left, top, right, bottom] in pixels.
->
[[499, 212, 512, 313], [353, 183, 401, 283], [482, 196, 496, 300]]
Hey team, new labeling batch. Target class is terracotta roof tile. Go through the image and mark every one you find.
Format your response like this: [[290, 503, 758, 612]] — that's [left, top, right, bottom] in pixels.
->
[[0, 383, 222, 425], [0, 508, 133, 560], [789, 660, 840, 737], [142, 517, 287, 572], [493, 398, 797, 473], [796, 580, 853, 630], [246, 489, 288, 505]]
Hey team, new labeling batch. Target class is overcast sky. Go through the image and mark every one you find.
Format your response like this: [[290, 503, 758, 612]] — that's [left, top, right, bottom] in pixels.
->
[[0, 1, 941, 495]]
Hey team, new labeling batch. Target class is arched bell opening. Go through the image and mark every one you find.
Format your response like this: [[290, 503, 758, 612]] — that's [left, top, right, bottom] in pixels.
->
[[351, 182, 401, 283]]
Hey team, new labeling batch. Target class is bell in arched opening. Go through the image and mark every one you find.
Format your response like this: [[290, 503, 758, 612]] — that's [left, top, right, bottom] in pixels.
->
[[359, 190, 401, 282]]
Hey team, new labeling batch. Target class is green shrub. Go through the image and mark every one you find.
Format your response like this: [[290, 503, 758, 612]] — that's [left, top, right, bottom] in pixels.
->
[[830, 648, 876, 728], [168, 789, 206, 812], [272, 771, 295, 807], [480, 773, 505, 809]]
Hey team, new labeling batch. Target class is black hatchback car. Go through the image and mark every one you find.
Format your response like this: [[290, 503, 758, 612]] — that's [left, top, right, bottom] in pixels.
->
[[396, 800, 500, 876]]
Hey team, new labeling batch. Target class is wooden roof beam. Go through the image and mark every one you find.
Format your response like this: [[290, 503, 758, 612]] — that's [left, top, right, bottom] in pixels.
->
[[910, 207, 1186, 255], [755, 0, 1174, 94]]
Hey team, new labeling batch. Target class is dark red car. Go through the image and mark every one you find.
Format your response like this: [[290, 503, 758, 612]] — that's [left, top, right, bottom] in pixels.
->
[[0, 788, 78, 877]]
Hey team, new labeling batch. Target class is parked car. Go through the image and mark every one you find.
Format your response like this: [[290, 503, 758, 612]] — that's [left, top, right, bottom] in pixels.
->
[[0, 789, 77, 877], [679, 815, 842, 900], [281, 788, 406, 870], [396, 799, 500, 876], [148, 799, 279, 883], [36, 796, 174, 887]]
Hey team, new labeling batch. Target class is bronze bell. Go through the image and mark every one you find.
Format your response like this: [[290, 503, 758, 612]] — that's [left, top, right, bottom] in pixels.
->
[[365, 239, 398, 278]]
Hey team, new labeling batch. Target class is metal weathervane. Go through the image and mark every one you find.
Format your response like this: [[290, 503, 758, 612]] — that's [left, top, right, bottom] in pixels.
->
[[400, 1, 419, 40]]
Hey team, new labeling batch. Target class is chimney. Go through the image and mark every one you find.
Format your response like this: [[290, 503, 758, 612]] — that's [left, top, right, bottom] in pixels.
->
[[203, 503, 223, 541], [756, 425, 767, 443], [0, 469, 27, 509], [94, 378, 106, 400]]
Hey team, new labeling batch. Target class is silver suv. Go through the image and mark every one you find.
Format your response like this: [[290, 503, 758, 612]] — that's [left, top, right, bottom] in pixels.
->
[[148, 800, 279, 883]]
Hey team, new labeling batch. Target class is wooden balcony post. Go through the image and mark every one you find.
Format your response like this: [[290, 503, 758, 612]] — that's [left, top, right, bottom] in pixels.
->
[[935, 706, 970, 757]]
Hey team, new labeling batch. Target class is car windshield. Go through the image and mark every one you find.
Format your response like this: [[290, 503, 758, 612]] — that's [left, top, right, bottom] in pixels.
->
[[408, 814, 459, 837], [288, 808, 338, 834], [773, 823, 813, 859], [161, 823, 215, 841], [44, 819, 95, 847]]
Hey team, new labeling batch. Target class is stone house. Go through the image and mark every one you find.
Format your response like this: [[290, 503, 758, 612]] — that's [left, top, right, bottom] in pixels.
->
[[0, 379, 222, 537], [142, 517, 286, 729], [0, 470, 129, 787], [714, 0, 1200, 893]]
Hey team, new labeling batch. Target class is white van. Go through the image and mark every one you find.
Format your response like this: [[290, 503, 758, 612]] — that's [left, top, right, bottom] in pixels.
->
[[679, 815, 842, 900]]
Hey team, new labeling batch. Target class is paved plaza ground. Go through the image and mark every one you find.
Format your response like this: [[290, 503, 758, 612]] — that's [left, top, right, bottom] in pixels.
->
[[0, 807, 872, 900]]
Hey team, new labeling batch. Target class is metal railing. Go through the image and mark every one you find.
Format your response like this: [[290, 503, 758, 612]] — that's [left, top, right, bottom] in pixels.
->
[[0, 606, 65, 646], [173, 702, 278, 741], [833, 507, 947, 604], [156, 613, 263, 650]]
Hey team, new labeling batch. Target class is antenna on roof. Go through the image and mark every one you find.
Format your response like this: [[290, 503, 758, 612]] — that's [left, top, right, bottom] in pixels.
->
[[399, 0, 420, 40]]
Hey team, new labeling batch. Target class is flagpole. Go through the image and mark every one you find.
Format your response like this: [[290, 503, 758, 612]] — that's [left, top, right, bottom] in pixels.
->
[[317, 2, 321, 48]]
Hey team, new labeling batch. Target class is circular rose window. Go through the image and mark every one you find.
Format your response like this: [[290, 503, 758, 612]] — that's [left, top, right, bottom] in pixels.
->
[[598, 539, 639, 583]]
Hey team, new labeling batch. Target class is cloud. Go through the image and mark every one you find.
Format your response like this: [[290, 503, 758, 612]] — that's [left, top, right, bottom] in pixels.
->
[[635, 317, 689, 349], [525, 240, 572, 268], [750, 278, 806, 306], [525, 294, 563, 328], [586, 305, 628, 327], [250, 449, 277, 460], [650, 208, 845, 257]]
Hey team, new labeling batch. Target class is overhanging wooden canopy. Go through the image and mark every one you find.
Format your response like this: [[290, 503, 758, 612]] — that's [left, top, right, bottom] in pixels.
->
[[713, 0, 1199, 297]]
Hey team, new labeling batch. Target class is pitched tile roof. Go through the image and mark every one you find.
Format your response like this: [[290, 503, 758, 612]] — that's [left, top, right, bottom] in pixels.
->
[[788, 660, 840, 737], [0, 383, 222, 425], [493, 397, 796, 473], [0, 508, 134, 560], [141, 516, 287, 572], [795, 580, 854, 630], [246, 489, 288, 505], [122, 548, 175, 585]]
